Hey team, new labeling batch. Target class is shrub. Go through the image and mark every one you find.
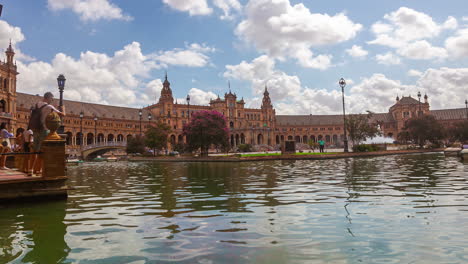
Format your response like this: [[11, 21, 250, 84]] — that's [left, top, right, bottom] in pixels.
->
[[238, 144, 252, 152], [353, 144, 379, 152], [173, 143, 186, 153]]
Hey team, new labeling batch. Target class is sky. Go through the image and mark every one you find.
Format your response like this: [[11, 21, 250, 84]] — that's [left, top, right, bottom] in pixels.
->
[[1, 0, 467, 115]]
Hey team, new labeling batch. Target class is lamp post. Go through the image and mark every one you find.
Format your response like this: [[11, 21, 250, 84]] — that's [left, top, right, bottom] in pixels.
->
[[57, 74, 66, 134], [148, 113, 152, 126], [465, 99, 468, 120], [417, 91, 422, 116], [79, 111, 83, 149], [139, 109, 143, 136], [186, 94, 190, 122], [339, 78, 349, 153], [94, 116, 98, 145]]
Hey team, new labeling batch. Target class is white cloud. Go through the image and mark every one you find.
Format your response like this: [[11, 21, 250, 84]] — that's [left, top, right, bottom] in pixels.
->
[[408, 69, 423, 77], [212, 0, 241, 20], [369, 7, 445, 47], [368, 7, 458, 61], [397, 40, 447, 60], [18, 42, 153, 106], [417, 67, 468, 109], [224, 56, 415, 115], [375, 52, 401, 65], [0, 20, 34, 62], [445, 28, 468, 58], [443, 16, 458, 30], [162, 0, 212, 16], [224, 55, 302, 101], [187, 88, 217, 105], [235, 0, 361, 69], [48, 0, 132, 22], [346, 45, 368, 58], [150, 43, 215, 68], [141, 79, 163, 105], [16, 41, 215, 107]]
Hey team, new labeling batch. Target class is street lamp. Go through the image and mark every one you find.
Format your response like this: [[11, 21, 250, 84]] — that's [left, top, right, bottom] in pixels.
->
[[94, 116, 98, 145], [79, 111, 83, 149], [148, 113, 152, 125], [57, 74, 66, 134], [417, 91, 422, 116], [465, 99, 468, 120], [186, 94, 190, 122], [139, 109, 143, 136], [339, 78, 349, 153]]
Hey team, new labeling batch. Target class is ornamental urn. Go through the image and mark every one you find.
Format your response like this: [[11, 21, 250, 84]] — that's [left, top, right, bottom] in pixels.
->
[[45, 111, 62, 140]]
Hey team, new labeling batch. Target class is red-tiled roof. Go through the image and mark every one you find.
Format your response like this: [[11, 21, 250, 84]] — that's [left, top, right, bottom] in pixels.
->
[[430, 108, 467, 120], [16, 92, 152, 121], [276, 112, 395, 126]]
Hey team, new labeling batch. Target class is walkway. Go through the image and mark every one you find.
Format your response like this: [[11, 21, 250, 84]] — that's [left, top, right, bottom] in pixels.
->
[[0, 169, 39, 183]]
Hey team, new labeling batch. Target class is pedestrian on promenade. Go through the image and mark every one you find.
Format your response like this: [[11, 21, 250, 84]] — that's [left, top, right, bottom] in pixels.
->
[[0, 122, 14, 169], [14, 128, 25, 169], [23, 127, 33, 175], [30, 92, 65, 175], [318, 138, 325, 153]]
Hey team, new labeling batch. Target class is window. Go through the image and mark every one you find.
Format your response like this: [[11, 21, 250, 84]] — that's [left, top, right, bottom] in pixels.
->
[[403, 112, 410, 118], [320, 128, 325, 131], [328, 127, 333, 131]]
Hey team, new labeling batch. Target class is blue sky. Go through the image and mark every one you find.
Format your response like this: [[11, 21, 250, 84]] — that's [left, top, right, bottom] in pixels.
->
[[1, 0, 467, 114]]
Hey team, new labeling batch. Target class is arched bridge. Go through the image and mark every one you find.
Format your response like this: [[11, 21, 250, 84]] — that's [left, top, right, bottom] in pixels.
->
[[81, 142, 126, 160]]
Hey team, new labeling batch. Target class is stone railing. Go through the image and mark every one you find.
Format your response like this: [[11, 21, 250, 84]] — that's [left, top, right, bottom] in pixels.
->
[[0, 112, 13, 118], [82, 141, 126, 151]]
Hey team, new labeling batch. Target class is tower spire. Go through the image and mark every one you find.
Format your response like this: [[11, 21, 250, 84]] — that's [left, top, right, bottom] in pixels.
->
[[5, 40, 15, 65]]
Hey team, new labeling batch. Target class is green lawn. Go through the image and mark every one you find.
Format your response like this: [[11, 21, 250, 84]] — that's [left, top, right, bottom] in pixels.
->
[[293, 152, 338, 155], [239, 152, 339, 157], [240, 153, 282, 157]]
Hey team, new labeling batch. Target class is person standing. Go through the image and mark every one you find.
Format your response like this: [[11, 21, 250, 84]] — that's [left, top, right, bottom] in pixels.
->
[[23, 127, 33, 175], [31, 92, 66, 175], [318, 138, 325, 153], [14, 128, 25, 169], [0, 122, 14, 169]]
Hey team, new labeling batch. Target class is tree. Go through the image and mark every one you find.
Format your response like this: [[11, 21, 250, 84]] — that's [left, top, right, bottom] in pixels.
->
[[307, 139, 318, 152], [126, 135, 145, 154], [144, 122, 171, 156], [183, 110, 229, 156], [448, 120, 468, 143], [346, 113, 381, 146], [399, 114, 445, 148]]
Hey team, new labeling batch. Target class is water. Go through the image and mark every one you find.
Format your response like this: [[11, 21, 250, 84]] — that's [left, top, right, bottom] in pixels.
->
[[1, 153, 468, 263]]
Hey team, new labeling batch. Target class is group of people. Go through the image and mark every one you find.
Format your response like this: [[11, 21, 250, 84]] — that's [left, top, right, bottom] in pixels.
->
[[0, 92, 65, 176]]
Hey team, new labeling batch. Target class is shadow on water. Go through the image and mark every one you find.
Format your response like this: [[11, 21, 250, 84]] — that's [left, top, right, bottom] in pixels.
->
[[0, 201, 69, 264]]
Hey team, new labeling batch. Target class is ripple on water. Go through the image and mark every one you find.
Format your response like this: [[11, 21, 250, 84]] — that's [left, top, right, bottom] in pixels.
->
[[1, 153, 468, 263]]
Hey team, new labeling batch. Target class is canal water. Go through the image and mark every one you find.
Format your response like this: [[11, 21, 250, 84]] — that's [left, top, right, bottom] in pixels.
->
[[1, 153, 468, 263]]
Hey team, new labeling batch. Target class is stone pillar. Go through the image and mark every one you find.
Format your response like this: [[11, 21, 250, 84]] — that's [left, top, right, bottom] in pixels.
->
[[42, 139, 66, 179]]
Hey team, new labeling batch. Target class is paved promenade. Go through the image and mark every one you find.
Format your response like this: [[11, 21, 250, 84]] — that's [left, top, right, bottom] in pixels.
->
[[129, 148, 445, 162]]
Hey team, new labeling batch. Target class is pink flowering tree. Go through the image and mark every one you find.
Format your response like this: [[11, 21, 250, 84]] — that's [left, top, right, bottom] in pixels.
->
[[183, 110, 229, 156]]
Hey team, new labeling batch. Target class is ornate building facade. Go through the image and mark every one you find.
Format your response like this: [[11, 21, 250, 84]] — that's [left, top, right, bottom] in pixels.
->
[[0, 42, 18, 128], [0, 44, 466, 156]]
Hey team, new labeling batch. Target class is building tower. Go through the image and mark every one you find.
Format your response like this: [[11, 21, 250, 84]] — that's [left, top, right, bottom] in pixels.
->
[[158, 73, 174, 121], [6, 41, 14, 65], [159, 72, 174, 103], [261, 85, 275, 145], [0, 41, 18, 128]]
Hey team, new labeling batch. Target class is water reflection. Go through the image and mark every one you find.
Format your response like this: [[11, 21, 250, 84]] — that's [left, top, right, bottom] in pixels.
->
[[0, 201, 69, 264], [1, 153, 468, 263]]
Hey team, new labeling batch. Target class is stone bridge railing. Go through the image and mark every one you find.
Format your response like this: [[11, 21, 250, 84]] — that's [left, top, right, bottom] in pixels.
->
[[82, 141, 127, 151]]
